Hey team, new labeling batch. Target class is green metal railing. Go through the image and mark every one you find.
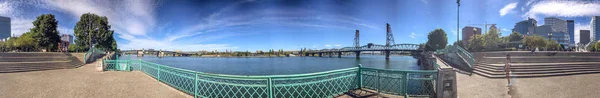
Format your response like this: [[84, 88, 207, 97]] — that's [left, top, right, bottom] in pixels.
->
[[104, 60, 438, 98], [454, 46, 475, 67], [84, 48, 107, 63]]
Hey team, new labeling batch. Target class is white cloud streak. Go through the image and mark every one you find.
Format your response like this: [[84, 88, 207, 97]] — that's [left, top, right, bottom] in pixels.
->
[[524, 1, 600, 19], [499, 2, 518, 16], [410, 32, 417, 39]]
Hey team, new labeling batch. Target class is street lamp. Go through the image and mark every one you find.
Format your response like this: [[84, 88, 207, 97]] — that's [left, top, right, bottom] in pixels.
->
[[457, 0, 460, 43], [548, 33, 553, 50], [473, 28, 477, 52]]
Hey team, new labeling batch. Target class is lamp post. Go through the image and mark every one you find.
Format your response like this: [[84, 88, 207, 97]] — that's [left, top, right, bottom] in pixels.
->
[[457, 0, 460, 43], [548, 33, 553, 51], [473, 28, 477, 52]]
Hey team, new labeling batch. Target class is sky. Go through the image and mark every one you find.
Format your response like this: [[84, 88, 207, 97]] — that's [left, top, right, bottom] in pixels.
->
[[1, 0, 600, 51]]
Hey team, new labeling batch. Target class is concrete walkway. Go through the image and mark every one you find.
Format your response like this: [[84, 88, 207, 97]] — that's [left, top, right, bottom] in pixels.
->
[[457, 73, 600, 98], [0, 59, 190, 98]]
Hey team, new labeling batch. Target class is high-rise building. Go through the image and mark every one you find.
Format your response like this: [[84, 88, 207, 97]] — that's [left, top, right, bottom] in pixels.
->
[[580, 30, 591, 45], [462, 26, 482, 46], [534, 17, 569, 46], [592, 16, 600, 41], [60, 34, 74, 44], [0, 16, 10, 41], [512, 17, 537, 35], [567, 20, 574, 46]]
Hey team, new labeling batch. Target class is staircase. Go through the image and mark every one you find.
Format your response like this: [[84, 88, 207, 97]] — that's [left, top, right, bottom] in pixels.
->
[[473, 51, 600, 78], [0, 52, 85, 73]]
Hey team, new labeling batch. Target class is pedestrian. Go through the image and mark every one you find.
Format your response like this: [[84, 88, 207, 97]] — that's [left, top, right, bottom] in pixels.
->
[[505, 53, 512, 86], [531, 47, 535, 55]]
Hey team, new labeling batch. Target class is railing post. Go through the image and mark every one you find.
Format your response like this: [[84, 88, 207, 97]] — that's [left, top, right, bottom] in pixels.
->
[[403, 72, 409, 98], [357, 64, 362, 89], [157, 64, 161, 81], [268, 77, 273, 98], [194, 72, 198, 98], [376, 70, 380, 93]]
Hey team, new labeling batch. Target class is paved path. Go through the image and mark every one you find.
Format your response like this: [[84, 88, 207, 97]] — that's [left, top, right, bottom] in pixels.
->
[[0, 59, 190, 98], [457, 73, 600, 98]]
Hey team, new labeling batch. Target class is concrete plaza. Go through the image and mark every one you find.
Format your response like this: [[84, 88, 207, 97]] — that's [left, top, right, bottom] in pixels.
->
[[0, 60, 190, 98]]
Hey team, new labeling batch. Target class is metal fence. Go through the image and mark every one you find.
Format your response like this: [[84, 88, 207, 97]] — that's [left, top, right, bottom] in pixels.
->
[[84, 48, 107, 64], [104, 60, 438, 98]]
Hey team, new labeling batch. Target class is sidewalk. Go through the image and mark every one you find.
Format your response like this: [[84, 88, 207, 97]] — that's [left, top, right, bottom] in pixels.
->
[[0, 59, 190, 98], [457, 72, 600, 98]]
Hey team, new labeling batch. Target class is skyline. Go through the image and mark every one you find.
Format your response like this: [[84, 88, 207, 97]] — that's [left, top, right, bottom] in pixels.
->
[[1, 0, 600, 51]]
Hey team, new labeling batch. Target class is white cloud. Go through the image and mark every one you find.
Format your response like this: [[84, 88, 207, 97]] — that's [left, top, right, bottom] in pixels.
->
[[334, 44, 341, 47], [574, 23, 591, 44], [526, 0, 535, 6], [499, 2, 518, 16], [325, 45, 331, 47], [410, 32, 417, 39], [524, 1, 600, 19]]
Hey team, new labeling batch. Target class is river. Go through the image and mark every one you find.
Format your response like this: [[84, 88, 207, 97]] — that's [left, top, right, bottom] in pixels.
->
[[119, 55, 422, 75]]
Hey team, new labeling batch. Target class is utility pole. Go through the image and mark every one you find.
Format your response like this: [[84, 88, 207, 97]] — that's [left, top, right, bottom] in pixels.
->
[[457, 0, 460, 43]]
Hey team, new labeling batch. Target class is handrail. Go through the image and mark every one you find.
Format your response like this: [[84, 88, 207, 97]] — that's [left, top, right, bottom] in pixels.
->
[[103, 59, 439, 97]]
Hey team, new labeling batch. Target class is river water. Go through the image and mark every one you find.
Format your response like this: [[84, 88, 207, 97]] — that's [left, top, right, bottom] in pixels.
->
[[119, 55, 422, 75]]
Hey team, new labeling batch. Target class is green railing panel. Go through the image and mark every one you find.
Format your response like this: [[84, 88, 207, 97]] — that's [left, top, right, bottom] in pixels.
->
[[103, 59, 439, 98]]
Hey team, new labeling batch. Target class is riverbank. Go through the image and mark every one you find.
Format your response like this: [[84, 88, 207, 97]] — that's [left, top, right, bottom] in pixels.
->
[[0, 59, 189, 98]]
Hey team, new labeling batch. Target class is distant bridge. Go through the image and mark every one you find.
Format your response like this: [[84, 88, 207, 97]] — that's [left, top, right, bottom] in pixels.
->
[[305, 23, 422, 59], [120, 50, 193, 57]]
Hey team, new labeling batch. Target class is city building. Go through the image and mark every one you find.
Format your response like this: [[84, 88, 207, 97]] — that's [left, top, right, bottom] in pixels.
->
[[592, 16, 600, 41], [567, 20, 574, 46], [580, 30, 591, 45], [0, 16, 10, 41], [60, 34, 74, 44], [461, 26, 482, 46], [544, 17, 569, 46], [512, 17, 537, 35]]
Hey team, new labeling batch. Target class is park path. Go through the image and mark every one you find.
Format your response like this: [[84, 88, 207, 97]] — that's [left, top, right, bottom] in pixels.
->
[[0, 59, 190, 98]]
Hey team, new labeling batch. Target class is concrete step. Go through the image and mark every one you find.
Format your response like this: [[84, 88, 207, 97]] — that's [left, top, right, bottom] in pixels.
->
[[475, 65, 600, 75], [480, 57, 600, 63], [0, 57, 71, 62], [474, 69, 600, 78], [0, 52, 71, 57], [479, 52, 600, 57]]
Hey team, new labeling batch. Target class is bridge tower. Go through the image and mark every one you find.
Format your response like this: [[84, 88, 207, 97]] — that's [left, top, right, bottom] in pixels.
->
[[354, 30, 361, 59], [385, 23, 395, 59]]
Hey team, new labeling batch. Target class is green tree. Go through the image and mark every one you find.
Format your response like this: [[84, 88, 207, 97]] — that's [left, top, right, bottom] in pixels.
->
[[546, 40, 560, 51], [74, 13, 117, 51], [523, 35, 546, 49], [30, 14, 60, 51], [508, 31, 523, 42], [468, 34, 485, 51], [425, 29, 448, 51], [483, 29, 502, 49], [453, 40, 465, 48], [15, 32, 38, 51], [595, 41, 600, 52]]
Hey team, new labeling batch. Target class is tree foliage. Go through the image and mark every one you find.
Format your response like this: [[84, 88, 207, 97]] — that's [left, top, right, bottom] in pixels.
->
[[30, 14, 61, 51], [546, 39, 560, 51], [508, 31, 523, 42], [523, 35, 547, 49], [15, 32, 38, 51], [425, 29, 448, 51], [595, 41, 600, 52], [483, 29, 502, 49], [468, 34, 485, 51], [74, 13, 117, 51]]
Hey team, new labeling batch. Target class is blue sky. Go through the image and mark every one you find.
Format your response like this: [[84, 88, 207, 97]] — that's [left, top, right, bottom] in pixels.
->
[[1, 0, 600, 51]]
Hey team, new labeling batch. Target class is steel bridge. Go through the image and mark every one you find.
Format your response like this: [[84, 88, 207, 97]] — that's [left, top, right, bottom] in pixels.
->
[[120, 50, 192, 57], [305, 23, 421, 59]]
